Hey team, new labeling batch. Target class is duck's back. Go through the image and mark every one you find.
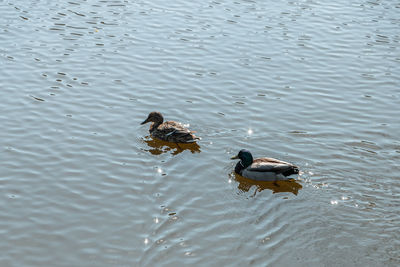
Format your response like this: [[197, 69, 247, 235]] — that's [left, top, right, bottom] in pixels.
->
[[152, 121, 198, 143], [247, 158, 299, 175]]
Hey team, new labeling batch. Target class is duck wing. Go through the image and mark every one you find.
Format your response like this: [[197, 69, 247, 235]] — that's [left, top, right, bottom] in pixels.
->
[[248, 158, 299, 175], [156, 121, 199, 143]]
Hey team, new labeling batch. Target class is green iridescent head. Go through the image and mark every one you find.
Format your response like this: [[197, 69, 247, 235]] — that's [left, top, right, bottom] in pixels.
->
[[231, 149, 254, 169]]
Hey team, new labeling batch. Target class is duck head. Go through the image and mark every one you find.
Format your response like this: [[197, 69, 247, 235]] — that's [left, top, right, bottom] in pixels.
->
[[141, 111, 164, 125], [231, 149, 254, 169]]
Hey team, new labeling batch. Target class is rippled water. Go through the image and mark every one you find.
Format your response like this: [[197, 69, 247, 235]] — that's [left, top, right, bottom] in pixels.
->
[[1, 0, 399, 266]]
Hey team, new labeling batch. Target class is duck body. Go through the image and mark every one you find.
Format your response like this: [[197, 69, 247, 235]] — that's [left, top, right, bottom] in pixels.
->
[[231, 149, 299, 181], [141, 112, 200, 143]]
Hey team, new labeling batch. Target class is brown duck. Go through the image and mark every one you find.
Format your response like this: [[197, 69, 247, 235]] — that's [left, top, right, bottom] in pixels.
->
[[141, 112, 200, 143]]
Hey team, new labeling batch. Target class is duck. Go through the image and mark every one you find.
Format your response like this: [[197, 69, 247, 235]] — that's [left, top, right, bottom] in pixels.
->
[[141, 111, 200, 143], [231, 149, 299, 181]]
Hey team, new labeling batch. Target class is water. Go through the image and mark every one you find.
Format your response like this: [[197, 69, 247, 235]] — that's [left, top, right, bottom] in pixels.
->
[[1, 0, 399, 266]]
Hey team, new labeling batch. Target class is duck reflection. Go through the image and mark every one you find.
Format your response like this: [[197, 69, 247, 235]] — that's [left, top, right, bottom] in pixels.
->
[[143, 136, 201, 155], [233, 173, 302, 195]]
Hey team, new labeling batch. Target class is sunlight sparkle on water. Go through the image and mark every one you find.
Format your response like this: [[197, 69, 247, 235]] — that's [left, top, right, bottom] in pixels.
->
[[247, 128, 253, 135], [330, 200, 339, 205], [144, 238, 149, 245]]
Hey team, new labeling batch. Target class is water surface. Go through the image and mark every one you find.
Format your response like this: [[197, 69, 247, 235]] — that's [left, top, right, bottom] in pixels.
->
[[1, 0, 399, 266]]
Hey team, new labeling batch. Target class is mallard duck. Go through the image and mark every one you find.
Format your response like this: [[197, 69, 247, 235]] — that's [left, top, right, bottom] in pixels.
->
[[141, 111, 200, 143], [231, 149, 299, 181]]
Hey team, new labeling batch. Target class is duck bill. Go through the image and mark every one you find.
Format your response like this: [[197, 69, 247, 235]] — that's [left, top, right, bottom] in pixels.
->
[[141, 118, 149, 125], [230, 155, 239, 160]]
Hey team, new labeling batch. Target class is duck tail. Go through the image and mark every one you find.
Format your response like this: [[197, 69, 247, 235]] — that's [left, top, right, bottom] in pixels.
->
[[283, 166, 299, 176], [293, 166, 299, 174]]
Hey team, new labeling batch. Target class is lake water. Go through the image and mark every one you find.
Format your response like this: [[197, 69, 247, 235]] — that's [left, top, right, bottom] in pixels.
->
[[1, 0, 399, 266]]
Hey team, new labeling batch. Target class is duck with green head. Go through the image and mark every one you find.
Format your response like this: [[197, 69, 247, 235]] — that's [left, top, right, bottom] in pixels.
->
[[141, 111, 200, 143], [231, 149, 299, 181]]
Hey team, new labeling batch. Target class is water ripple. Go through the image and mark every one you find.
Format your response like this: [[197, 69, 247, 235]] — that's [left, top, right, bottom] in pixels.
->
[[1, 0, 399, 266]]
